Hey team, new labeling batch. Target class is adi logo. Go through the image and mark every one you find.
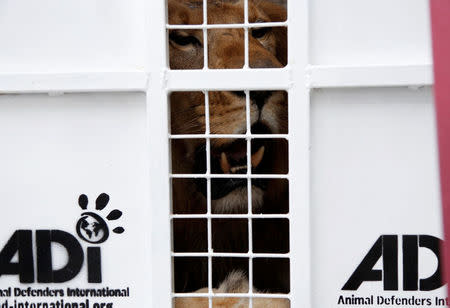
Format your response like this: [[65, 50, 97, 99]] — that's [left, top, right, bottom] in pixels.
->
[[0, 193, 124, 284], [343, 235, 445, 291], [76, 193, 124, 244]]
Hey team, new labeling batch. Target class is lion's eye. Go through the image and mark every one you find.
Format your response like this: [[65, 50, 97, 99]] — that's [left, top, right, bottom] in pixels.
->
[[251, 27, 271, 39], [169, 32, 201, 47]]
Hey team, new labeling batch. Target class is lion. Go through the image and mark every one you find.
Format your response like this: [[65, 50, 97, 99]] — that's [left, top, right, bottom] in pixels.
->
[[169, 0, 290, 307]]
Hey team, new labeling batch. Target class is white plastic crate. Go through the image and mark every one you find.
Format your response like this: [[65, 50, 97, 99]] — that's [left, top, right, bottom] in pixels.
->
[[0, 0, 444, 308]]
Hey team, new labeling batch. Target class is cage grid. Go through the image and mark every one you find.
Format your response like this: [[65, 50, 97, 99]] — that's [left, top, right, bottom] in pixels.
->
[[169, 90, 291, 306], [167, 0, 298, 306]]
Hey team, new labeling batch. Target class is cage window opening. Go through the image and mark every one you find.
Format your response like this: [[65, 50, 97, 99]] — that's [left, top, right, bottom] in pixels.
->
[[208, 91, 247, 135], [168, 0, 291, 302], [167, 23, 287, 69], [210, 139, 248, 175], [172, 218, 208, 253], [167, 28, 288, 69], [170, 91, 206, 135], [171, 138, 207, 174]]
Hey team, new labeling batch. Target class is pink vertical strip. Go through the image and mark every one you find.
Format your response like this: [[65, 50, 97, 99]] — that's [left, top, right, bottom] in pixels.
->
[[430, 0, 450, 295]]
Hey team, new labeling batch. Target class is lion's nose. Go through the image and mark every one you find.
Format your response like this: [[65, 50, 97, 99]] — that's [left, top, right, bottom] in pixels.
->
[[251, 91, 272, 109]]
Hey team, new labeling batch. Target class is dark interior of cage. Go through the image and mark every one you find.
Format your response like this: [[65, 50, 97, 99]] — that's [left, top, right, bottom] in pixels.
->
[[170, 89, 290, 295]]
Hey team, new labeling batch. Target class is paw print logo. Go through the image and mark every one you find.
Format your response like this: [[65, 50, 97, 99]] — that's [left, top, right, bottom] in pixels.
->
[[76, 193, 124, 244]]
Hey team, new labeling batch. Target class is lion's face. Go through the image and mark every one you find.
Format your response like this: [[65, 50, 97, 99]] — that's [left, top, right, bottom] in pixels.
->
[[169, 0, 288, 214], [168, 0, 287, 70]]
